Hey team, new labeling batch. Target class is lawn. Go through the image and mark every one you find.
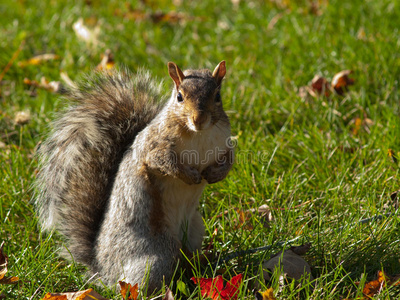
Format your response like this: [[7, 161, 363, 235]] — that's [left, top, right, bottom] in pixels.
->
[[1, 0, 400, 299]]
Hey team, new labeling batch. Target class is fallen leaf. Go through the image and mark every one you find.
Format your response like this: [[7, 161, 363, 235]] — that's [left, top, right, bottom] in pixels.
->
[[258, 204, 274, 227], [388, 149, 398, 164], [331, 70, 354, 95], [362, 270, 388, 298], [96, 49, 115, 71], [0, 242, 19, 285], [262, 247, 313, 283], [162, 288, 174, 300], [41, 289, 108, 300], [14, 111, 31, 126], [311, 75, 331, 97], [255, 288, 276, 300], [352, 117, 362, 136], [42, 294, 67, 300], [357, 27, 367, 40], [18, 53, 60, 67], [73, 18, 101, 45], [356, 270, 400, 299], [299, 69, 355, 99], [23, 77, 63, 93], [114, 4, 198, 24], [150, 11, 191, 24], [290, 243, 311, 256], [191, 274, 242, 300], [119, 281, 139, 300]]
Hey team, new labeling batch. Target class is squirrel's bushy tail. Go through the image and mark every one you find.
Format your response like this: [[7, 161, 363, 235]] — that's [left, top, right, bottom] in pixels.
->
[[34, 69, 164, 265]]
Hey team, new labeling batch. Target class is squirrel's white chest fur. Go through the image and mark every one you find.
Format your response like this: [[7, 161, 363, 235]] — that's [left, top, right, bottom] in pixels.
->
[[162, 121, 230, 249]]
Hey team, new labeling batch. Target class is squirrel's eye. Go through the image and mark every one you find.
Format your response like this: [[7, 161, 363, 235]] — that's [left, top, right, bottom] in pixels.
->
[[177, 92, 183, 102], [215, 92, 221, 103]]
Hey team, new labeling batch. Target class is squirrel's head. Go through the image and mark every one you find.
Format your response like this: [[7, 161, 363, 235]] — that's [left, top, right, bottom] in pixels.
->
[[167, 61, 227, 132]]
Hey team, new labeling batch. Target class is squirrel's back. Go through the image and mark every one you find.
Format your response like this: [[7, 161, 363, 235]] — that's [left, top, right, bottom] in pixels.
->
[[34, 69, 164, 265]]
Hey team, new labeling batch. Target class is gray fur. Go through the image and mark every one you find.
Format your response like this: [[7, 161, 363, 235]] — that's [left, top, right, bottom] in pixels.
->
[[34, 63, 233, 291]]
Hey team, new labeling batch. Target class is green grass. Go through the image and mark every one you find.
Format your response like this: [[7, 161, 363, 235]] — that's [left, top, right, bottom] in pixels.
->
[[1, 0, 400, 298]]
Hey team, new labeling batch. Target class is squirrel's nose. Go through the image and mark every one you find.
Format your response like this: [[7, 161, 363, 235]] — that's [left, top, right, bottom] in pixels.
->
[[192, 113, 209, 130]]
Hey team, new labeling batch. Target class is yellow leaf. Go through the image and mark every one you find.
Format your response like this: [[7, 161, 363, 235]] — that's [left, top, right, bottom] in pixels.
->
[[261, 288, 276, 300], [18, 54, 60, 67]]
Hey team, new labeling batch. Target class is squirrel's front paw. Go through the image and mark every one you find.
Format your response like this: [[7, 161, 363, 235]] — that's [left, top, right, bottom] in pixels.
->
[[180, 166, 202, 185], [201, 162, 229, 184]]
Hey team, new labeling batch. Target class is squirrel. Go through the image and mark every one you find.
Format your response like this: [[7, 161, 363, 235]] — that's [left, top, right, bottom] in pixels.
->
[[34, 61, 234, 291]]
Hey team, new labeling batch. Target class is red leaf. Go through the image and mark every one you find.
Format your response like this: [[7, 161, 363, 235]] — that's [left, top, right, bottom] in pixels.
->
[[191, 274, 242, 300]]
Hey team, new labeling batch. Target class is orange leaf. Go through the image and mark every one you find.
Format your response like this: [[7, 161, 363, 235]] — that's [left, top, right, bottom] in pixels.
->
[[362, 271, 389, 298], [331, 70, 354, 95], [352, 117, 362, 136], [388, 149, 398, 163], [0, 242, 19, 285], [119, 281, 139, 300]]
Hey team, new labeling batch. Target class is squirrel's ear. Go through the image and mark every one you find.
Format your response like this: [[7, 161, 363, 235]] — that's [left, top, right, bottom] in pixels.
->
[[212, 61, 226, 86], [168, 62, 185, 89]]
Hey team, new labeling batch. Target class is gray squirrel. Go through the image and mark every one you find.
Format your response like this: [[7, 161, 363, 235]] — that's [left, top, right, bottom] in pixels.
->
[[34, 61, 233, 291]]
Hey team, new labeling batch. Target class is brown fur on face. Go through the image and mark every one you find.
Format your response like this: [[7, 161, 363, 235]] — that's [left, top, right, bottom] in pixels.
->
[[167, 64, 228, 133]]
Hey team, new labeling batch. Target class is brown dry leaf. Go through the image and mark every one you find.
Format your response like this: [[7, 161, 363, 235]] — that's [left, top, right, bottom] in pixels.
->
[[311, 75, 331, 97], [362, 270, 389, 298], [18, 54, 60, 67], [358, 270, 400, 299], [391, 274, 400, 286], [96, 49, 115, 71], [115, 8, 147, 21], [309, 0, 329, 16], [23, 77, 62, 93], [233, 205, 274, 230], [388, 149, 398, 164], [331, 70, 354, 95], [162, 288, 175, 300], [42, 294, 67, 300], [258, 204, 273, 227], [41, 289, 108, 300], [255, 288, 276, 300], [290, 243, 311, 256], [0, 242, 19, 285], [262, 247, 313, 283], [150, 11, 191, 24], [357, 27, 367, 40], [352, 117, 362, 136], [119, 281, 139, 300], [114, 4, 197, 24]]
